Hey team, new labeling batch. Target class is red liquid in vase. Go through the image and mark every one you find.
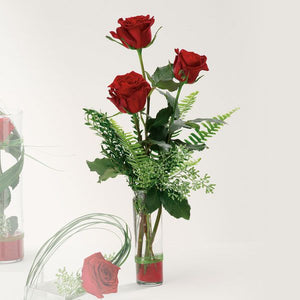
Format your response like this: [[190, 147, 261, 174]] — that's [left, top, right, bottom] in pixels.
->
[[0, 234, 24, 262], [136, 261, 163, 284]]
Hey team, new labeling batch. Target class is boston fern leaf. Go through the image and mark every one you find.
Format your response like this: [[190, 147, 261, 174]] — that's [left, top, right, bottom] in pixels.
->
[[84, 109, 133, 176], [185, 108, 239, 146], [178, 91, 199, 119], [109, 119, 149, 168]]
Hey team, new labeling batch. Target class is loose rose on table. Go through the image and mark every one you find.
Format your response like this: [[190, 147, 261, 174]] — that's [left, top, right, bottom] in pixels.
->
[[173, 48, 209, 84], [110, 15, 155, 49], [81, 252, 120, 299], [108, 71, 151, 114], [0, 117, 14, 142]]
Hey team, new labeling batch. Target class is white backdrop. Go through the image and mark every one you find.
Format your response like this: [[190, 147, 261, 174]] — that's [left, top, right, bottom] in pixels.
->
[[0, 0, 299, 299]]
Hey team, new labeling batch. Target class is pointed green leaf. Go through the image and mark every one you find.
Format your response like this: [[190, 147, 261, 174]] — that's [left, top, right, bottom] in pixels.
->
[[148, 139, 171, 151], [161, 193, 191, 220], [144, 187, 163, 213], [158, 91, 180, 119], [87, 158, 120, 182]]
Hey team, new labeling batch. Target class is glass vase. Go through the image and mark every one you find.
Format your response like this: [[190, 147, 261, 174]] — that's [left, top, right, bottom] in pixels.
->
[[0, 110, 24, 263], [133, 190, 163, 286]]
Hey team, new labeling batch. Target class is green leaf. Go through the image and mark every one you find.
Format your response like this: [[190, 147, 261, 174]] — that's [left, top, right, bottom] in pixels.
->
[[158, 91, 180, 119], [148, 125, 168, 141], [155, 80, 180, 92], [161, 193, 191, 220], [3, 131, 22, 160], [105, 35, 124, 47], [146, 105, 173, 135], [3, 188, 11, 210], [178, 91, 199, 119], [6, 216, 18, 235], [152, 106, 173, 127], [173, 139, 207, 152], [0, 150, 24, 194], [150, 64, 180, 92], [148, 140, 171, 151], [87, 158, 120, 182], [169, 119, 190, 134], [145, 26, 163, 48], [152, 64, 174, 82], [188, 118, 225, 125], [144, 187, 163, 213], [185, 108, 239, 146]]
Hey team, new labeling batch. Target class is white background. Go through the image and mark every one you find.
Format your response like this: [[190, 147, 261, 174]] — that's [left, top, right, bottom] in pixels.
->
[[0, 0, 299, 299]]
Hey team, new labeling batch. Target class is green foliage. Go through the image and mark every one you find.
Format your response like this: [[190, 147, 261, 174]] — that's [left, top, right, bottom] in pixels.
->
[[55, 267, 85, 298], [109, 119, 149, 169], [132, 146, 215, 219], [103, 252, 116, 261], [84, 104, 238, 220], [178, 91, 199, 119], [144, 187, 164, 213], [161, 192, 191, 220], [0, 124, 23, 239], [0, 215, 19, 238], [87, 158, 120, 182], [147, 63, 180, 92], [0, 151, 24, 194], [84, 109, 134, 178], [185, 108, 239, 146], [196, 174, 216, 194]]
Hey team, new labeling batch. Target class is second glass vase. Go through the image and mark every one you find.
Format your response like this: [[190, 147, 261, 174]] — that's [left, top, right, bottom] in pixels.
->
[[133, 190, 163, 285], [0, 110, 24, 263]]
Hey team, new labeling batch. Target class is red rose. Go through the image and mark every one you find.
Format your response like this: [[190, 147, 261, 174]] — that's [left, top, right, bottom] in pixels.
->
[[110, 15, 155, 49], [81, 252, 120, 299], [0, 117, 14, 142], [108, 71, 151, 114], [173, 48, 209, 84]]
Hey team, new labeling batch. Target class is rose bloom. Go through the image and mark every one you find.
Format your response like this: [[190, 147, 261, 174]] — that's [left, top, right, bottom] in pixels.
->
[[108, 71, 151, 114], [0, 117, 14, 142], [173, 48, 209, 84], [81, 252, 120, 299], [110, 15, 155, 49]]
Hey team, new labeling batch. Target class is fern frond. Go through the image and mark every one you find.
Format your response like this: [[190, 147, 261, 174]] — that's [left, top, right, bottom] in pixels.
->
[[185, 108, 239, 146], [109, 119, 149, 168], [84, 109, 132, 176], [178, 91, 199, 119]]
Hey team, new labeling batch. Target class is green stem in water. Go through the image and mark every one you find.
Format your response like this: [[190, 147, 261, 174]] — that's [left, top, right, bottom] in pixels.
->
[[150, 206, 162, 246], [137, 213, 144, 258]]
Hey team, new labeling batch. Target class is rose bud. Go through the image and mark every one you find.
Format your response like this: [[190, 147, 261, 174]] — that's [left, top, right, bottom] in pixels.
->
[[110, 15, 155, 49], [173, 48, 209, 84], [81, 252, 120, 299], [108, 71, 151, 114], [0, 117, 14, 142]]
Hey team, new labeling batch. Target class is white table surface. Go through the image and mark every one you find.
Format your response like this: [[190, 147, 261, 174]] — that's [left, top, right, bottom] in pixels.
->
[[0, 242, 282, 300]]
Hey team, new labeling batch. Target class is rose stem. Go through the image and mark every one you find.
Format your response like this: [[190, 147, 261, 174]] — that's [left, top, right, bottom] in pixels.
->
[[137, 49, 152, 139], [137, 213, 144, 258], [132, 113, 142, 142], [150, 205, 162, 246], [168, 82, 184, 142]]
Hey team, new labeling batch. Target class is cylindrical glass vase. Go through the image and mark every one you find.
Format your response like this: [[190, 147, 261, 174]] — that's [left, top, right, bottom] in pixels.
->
[[133, 190, 163, 285], [0, 110, 24, 263]]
